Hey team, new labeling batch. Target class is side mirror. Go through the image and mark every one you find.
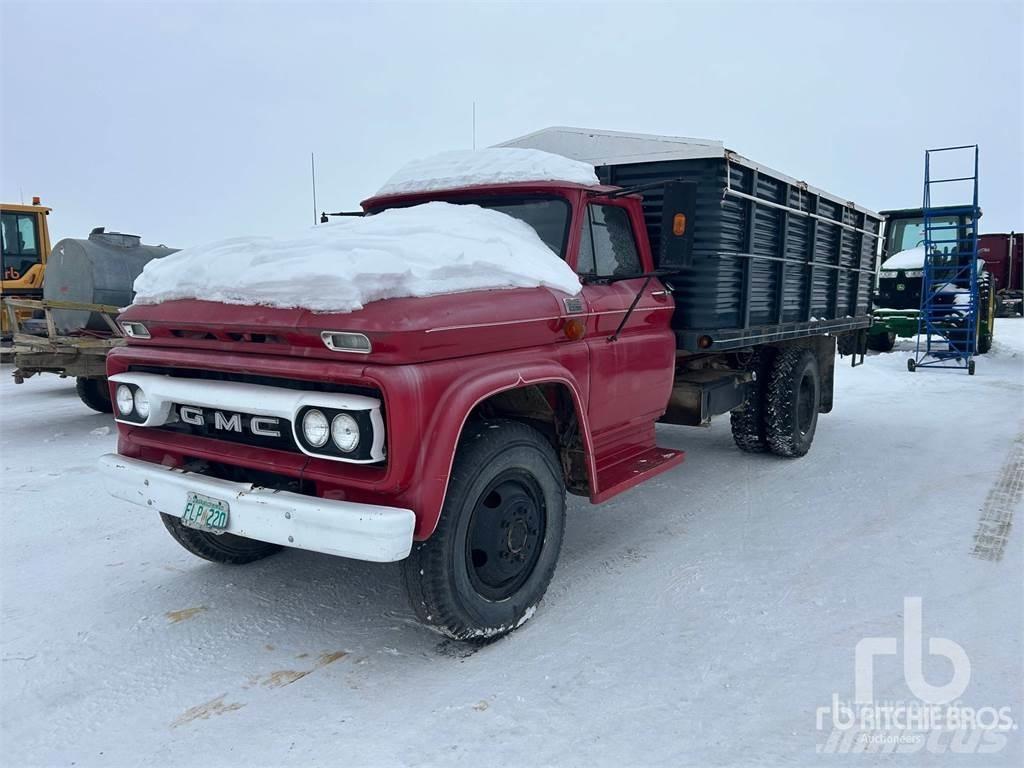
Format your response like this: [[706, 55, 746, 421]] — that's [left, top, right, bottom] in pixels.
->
[[659, 181, 697, 270]]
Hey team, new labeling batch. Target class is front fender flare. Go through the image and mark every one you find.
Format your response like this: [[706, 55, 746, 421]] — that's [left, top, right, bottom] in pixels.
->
[[410, 358, 593, 539]]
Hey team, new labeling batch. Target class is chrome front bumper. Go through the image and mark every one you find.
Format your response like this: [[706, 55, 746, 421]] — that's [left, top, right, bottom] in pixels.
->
[[98, 454, 415, 562]]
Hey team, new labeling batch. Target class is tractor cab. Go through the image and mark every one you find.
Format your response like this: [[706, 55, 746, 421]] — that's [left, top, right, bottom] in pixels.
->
[[868, 205, 993, 354], [876, 205, 979, 310]]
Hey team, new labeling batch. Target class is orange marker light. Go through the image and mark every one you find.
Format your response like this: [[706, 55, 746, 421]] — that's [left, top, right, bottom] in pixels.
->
[[672, 213, 687, 237], [31, 196, 41, 206], [564, 319, 586, 341]]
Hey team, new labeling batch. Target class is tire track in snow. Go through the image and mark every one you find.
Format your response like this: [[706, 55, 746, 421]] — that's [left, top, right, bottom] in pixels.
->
[[970, 435, 1024, 562]]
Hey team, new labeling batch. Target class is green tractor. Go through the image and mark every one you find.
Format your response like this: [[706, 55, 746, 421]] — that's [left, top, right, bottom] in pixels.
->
[[868, 206, 995, 353]]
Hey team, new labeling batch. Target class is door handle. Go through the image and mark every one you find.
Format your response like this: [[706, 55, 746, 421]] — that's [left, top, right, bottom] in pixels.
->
[[650, 290, 668, 297]]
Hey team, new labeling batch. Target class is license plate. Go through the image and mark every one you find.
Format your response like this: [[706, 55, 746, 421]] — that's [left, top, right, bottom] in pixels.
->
[[181, 492, 230, 534]]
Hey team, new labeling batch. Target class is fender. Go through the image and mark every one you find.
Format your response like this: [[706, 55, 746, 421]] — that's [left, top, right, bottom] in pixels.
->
[[409, 347, 595, 539]]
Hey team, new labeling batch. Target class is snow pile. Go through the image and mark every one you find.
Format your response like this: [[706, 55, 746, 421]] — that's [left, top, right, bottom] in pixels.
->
[[375, 147, 600, 197], [880, 246, 925, 271], [132, 202, 581, 312]]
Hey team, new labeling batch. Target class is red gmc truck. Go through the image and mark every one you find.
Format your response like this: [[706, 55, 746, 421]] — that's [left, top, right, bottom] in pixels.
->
[[100, 128, 881, 640]]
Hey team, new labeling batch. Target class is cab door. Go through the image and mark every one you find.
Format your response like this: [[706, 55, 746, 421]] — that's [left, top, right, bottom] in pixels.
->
[[573, 201, 676, 437]]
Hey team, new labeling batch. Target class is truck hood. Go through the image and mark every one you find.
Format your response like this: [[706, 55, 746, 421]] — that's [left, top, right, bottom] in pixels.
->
[[118, 287, 577, 365]]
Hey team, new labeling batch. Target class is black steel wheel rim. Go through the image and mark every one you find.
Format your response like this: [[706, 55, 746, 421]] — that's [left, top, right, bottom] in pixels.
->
[[797, 372, 815, 435], [465, 470, 546, 602]]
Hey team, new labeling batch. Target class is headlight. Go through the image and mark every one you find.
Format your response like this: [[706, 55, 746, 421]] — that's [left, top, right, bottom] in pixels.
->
[[116, 385, 135, 415], [302, 409, 330, 447], [331, 413, 360, 453], [133, 388, 150, 420]]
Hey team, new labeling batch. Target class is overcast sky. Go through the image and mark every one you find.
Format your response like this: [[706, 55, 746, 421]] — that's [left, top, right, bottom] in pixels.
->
[[2, 0, 1021, 248]]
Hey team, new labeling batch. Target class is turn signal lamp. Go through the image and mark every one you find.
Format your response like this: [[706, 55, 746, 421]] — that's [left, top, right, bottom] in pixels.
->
[[672, 213, 687, 237], [564, 319, 586, 341]]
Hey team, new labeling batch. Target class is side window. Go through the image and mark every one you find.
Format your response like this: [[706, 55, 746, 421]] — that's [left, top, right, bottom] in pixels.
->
[[577, 204, 641, 277], [1, 213, 39, 257], [17, 215, 38, 255]]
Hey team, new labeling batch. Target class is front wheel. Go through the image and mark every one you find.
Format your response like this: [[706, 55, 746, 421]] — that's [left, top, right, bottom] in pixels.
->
[[76, 377, 113, 413], [402, 419, 566, 640], [160, 513, 282, 564]]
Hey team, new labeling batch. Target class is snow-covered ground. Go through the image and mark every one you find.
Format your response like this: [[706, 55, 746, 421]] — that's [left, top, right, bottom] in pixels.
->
[[2, 322, 1022, 767]]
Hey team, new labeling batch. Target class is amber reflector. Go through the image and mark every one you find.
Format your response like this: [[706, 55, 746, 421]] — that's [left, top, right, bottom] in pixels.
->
[[672, 213, 687, 237]]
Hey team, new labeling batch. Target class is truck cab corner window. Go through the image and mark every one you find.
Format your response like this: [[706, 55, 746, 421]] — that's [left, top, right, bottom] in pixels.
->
[[577, 204, 641, 279]]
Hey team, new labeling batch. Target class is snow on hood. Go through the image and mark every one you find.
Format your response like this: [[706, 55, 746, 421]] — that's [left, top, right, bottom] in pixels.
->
[[881, 246, 989, 274], [375, 147, 600, 197], [881, 246, 925, 271], [131, 202, 582, 313]]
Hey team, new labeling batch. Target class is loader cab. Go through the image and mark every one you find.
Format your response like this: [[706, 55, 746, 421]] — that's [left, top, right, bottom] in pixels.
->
[[1, 199, 51, 294]]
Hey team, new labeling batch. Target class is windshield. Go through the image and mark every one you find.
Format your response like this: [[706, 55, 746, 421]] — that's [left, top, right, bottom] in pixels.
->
[[370, 195, 572, 258], [470, 198, 571, 257], [1, 212, 41, 281], [886, 216, 958, 255]]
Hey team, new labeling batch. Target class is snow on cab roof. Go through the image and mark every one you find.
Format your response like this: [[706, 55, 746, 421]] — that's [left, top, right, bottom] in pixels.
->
[[374, 147, 600, 197], [132, 201, 581, 313]]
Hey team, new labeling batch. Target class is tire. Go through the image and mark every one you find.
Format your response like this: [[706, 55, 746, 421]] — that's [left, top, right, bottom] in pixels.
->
[[765, 348, 820, 458], [977, 275, 994, 354], [76, 377, 113, 413], [402, 419, 566, 640], [160, 513, 282, 564], [730, 348, 775, 453], [867, 331, 897, 352]]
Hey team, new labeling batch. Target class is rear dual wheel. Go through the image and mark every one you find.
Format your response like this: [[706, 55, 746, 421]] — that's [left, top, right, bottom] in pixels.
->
[[765, 349, 820, 458], [730, 349, 775, 453], [732, 347, 821, 458]]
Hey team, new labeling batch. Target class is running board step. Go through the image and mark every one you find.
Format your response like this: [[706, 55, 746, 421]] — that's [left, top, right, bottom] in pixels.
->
[[592, 446, 685, 504]]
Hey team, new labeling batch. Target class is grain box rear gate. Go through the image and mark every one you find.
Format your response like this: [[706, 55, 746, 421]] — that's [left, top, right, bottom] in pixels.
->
[[500, 127, 882, 352]]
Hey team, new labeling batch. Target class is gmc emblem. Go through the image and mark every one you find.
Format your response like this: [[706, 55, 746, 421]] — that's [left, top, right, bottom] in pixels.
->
[[179, 405, 281, 438]]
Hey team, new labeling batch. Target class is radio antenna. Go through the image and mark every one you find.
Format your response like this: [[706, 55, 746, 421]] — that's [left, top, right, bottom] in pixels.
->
[[472, 101, 476, 150], [311, 152, 318, 225]]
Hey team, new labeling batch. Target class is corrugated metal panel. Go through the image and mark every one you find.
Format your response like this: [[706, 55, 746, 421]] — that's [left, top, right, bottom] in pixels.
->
[[598, 156, 881, 349]]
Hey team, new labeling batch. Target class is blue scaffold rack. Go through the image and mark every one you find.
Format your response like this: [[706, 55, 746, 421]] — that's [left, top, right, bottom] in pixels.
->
[[908, 145, 981, 375]]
